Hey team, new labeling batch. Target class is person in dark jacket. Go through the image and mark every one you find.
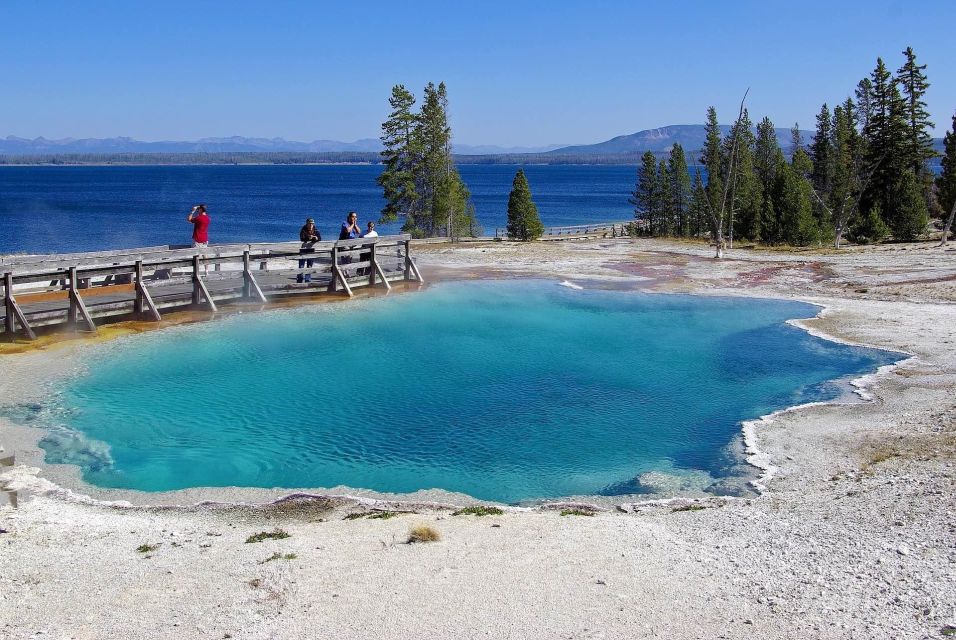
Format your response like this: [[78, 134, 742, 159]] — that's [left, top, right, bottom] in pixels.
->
[[297, 218, 321, 283]]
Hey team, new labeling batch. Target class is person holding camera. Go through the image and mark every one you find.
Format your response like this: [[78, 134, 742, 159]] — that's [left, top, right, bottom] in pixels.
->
[[187, 204, 210, 248], [297, 217, 321, 283]]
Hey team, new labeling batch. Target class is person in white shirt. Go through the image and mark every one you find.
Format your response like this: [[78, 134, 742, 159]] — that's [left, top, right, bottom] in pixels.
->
[[357, 221, 379, 276]]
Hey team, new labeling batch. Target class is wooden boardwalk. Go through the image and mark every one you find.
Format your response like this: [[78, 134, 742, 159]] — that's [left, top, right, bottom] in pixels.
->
[[1, 235, 422, 340], [493, 221, 634, 240]]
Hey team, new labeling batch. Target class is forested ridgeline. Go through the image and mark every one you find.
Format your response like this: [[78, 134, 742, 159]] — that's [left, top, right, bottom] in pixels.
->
[[632, 47, 955, 248]]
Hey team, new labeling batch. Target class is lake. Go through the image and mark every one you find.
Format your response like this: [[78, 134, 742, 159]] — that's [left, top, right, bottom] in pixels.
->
[[0, 164, 650, 254]]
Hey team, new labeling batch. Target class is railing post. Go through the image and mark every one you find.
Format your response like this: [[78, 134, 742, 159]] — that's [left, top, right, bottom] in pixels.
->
[[68, 266, 78, 326], [3, 272, 36, 341], [68, 266, 96, 332], [134, 260, 144, 316], [368, 242, 377, 287], [243, 251, 251, 299], [404, 240, 412, 281], [3, 272, 14, 336], [329, 245, 338, 292], [192, 255, 201, 306]]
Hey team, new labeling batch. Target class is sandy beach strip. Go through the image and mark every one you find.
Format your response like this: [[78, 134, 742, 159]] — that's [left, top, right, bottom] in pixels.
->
[[1, 238, 955, 639]]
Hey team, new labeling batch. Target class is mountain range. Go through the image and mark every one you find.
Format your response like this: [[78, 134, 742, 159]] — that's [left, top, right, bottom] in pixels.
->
[[546, 125, 808, 155], [0, 126, 944, 158]]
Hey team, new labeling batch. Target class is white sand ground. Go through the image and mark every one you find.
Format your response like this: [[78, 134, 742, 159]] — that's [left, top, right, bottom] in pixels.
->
[[1, 238, 955, 639]]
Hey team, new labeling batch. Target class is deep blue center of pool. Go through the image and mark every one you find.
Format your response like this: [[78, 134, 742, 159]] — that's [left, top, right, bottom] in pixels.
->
[[33, 280, 898, 502]]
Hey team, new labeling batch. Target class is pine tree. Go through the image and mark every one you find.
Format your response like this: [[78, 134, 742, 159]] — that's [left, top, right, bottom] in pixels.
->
[[809, 104, 835, 238], [854, 78, 874, 140], [754, 117, 780, 243], [657, 159, 672, 236], [936, 112, 956, 244], [667, 143, 691, 236], [414, 82, 452, 236], [896, 47, 934, 176], [754, 117, 779, 195], [700, 107, 725, 218], [890, 170, 928, 241], [727, 109, 760, 242], [378, 81, 478, 238], [630, 151, 659, 235], [689, 169, 708, 238], [828, 98, 865, 247], [847, 204, 890, 245], [377, 85, 420, 224], [773, 154, 819, 246], [862, 57, 907, 226], [506, 169, 544, 241], [790, 123, 804, 155], [810, 104, 835, 198]]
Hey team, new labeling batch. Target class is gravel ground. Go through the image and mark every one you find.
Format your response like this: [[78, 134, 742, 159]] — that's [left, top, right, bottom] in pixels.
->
[[1, 237, 954, 639]]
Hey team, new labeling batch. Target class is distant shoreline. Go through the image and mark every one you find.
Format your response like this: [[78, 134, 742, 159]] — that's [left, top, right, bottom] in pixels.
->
[[0, 151, 687, 167]]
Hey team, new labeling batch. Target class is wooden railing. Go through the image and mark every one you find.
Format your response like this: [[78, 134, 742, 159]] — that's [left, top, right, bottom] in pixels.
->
[[494, 221, 632, 240], [1, 235, 421, 341]]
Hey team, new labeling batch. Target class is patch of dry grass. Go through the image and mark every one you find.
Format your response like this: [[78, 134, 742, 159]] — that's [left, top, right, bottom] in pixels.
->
[[245, 529, 290, 544], [407, 524, 441, 543], [452, 505, 504, 517]]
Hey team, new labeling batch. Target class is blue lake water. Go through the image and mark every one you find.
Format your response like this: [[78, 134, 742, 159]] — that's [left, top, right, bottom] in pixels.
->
[[20, 280, 899, 503], [0, 164, 646, 254]]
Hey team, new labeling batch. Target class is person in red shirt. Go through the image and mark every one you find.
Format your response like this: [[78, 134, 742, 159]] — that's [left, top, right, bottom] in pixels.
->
[[187, 204, 210, 248]]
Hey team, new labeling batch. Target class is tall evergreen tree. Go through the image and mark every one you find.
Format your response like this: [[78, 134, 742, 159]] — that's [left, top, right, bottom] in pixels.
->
[[657, 159, 672, 236], [414, 82, 452, 236], [862, 57, 907, 225], [700, 107, 725, 218], [377, 81, 478, 238], [810, 104, 835, 197], [896, 47, 934, 176], [754, 117, 780, 243], [689, 169, 708, 238], [377, 85, 420, 224], [754, 116, 779, 195], [790, 123, 804, 155], [506, 169, 544, 241], [827, 99, 866, 247], [667, 143, 691, 236], [727, 109, 761, 241], [854, 78, 874, 140], [890, 169, 929, 241], [773, 154, 819, 246], [937, 112, 956, 244], [630, 151, 659, 235]]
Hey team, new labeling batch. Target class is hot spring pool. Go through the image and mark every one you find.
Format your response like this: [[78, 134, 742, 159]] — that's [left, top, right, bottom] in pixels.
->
[[23, 280, 900, 503]]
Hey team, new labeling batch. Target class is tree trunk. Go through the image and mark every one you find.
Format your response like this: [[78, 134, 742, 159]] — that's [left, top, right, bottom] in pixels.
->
[[939, 200, 956, 247], [834, 226, 844, 249]]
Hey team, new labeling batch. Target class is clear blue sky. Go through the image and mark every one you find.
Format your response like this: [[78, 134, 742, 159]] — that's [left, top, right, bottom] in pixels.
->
[[1, 0, 953, 145]]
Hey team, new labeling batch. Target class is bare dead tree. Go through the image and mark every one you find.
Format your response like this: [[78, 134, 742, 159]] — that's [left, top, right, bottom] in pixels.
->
[[939, 198, 956, 247], [809, 155, 883, 249], [703, 90, 749, 258]]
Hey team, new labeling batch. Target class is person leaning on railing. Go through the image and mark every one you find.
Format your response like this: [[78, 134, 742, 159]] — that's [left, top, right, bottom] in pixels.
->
[[297, 217, 321, 283]]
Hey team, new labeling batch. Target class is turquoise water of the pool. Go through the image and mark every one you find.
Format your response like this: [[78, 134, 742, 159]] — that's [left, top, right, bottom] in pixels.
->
[[15, 280, 900, 503]]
